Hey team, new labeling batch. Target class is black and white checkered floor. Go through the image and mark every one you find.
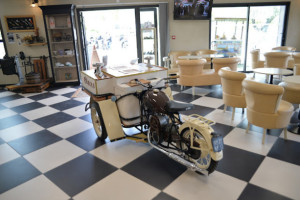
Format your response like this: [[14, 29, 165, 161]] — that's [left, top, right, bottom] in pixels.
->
[[0, 82, 300, 200]]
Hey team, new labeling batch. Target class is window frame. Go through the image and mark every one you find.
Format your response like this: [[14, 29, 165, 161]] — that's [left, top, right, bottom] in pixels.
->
[[0, 20, 8, 58]]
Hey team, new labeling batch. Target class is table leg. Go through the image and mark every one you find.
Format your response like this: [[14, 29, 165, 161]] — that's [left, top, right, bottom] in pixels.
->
[[269, 75, 273, 84], [288, 110, 300, 134]]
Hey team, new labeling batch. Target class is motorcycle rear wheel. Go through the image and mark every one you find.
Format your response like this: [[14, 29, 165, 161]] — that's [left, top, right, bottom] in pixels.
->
[[90, 98, 107, 141], [180, 129, 218, 174]]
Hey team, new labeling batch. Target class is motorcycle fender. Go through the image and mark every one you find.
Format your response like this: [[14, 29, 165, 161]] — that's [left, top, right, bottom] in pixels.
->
[[179, 123, 223, 161], [97, 100, 125, 140]]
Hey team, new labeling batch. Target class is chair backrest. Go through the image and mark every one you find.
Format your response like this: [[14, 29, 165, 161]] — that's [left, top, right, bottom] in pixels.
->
[[212, 57, 241, 72], [272, 46, 296, 51], [218, 67, 246, 96], [278, 82, 300, 104], [293, 52, 300, 64], [250, 49, 260, 69], [264, 52, 290, 68], [169, 51, 191, 69], [176, 59, 206, 76], [242, 78, 284, 114], [194, 49, 217, 56], [294, 64, 300, 75]]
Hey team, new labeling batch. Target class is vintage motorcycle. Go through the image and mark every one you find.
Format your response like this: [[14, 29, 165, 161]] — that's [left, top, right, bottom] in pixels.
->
[[88, 78, 223, 175]]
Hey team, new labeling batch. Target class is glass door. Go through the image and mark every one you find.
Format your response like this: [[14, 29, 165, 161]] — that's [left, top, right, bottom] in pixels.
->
[[210, 7, 248, 71], [82, 9, 138, 67], [245, 5, 286, 71]]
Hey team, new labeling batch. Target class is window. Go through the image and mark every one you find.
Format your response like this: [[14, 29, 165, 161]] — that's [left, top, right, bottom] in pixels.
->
[[0, 22, 7, 59]]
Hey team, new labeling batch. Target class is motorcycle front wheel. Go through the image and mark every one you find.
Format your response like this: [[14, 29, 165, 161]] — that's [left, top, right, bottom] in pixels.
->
[[90, 98, 107, 141], [180, 128, 218, 174]]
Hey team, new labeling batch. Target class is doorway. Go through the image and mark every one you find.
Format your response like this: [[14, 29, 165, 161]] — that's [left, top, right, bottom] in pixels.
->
[[210, 2, 290, 72], [78, 6, 159, 70]]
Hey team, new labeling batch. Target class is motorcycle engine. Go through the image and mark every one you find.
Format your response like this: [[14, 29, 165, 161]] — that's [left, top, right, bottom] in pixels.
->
[[149, 115, 169, 143]]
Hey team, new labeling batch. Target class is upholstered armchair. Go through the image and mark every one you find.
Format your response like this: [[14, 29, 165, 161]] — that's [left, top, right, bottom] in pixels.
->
[[212, 57, 241, 72], [242, 78, 294, 144], [294, 64, 300, 75], [293, 52, 300, 64], [218, 67, 246, 120], [250, 49, 265, 69], [168, 51, 191, 76], [264, 52, 290, 68], [194, 49, 218, 69], [272, 46, 296, 51]]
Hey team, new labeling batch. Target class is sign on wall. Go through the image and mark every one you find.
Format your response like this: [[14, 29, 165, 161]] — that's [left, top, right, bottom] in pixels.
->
[[5, 15, 37, 32]]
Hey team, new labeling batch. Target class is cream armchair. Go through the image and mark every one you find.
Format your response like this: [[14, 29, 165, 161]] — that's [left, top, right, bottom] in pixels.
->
[[242, 78, 294, 144], [250, 49, 265, 69], [294, 64, 300, 75], [264, 52, 290, 68], [212, 57, 241, 72], [168, 51, 191, 76], [177, 59, 223, 95], [272, 46, 296, 51], [293, 52, 300, 64], [218, 67, 246, 120]]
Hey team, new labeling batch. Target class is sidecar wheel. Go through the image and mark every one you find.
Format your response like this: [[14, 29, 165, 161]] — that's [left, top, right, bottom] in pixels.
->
[[90, 100, 107, 141], [180, 129, 219, 174]]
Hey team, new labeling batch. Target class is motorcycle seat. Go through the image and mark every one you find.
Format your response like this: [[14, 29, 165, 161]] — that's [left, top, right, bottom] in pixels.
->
[[165, 100, 194, 113]]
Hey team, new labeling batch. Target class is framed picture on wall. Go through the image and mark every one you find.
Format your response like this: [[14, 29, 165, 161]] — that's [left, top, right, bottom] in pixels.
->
[[5, 15, 37, 32]]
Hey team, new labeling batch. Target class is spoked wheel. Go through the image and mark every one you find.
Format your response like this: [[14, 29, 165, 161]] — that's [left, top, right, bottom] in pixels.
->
[[180, 129, 218, 174], [90, 98, 107, 141]]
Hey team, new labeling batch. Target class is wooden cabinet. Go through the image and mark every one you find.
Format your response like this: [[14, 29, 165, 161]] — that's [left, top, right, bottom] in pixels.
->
[[40, 4, 80, 84]]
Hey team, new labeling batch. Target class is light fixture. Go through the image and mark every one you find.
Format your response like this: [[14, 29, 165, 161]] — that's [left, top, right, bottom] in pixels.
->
[[31, 0, 39, 7]]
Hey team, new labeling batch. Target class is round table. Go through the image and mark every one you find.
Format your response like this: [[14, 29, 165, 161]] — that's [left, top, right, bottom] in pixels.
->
[[253, 68, 293, 84], [178, 54, 230, 69], [283, 75, 300, 134]]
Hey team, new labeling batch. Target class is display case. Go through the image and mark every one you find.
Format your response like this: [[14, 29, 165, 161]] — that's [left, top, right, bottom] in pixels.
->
[[40, 4, 80, 84], [141, 28, 157, 65]]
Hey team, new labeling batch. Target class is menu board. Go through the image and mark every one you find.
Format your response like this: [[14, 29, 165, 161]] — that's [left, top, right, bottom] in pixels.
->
[[5, 15, 36, 32]]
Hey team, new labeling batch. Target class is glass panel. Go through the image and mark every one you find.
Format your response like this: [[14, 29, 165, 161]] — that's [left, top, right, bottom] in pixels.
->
[[0, 42, 5, 59], [140, 10, 155, 28], [211, 7, 248, 71], [82, 9, 137, 67], [246, 6, 286, 71]]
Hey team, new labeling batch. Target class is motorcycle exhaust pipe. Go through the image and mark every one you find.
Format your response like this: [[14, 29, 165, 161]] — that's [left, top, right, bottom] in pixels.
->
[[147, 131, 208, 176]]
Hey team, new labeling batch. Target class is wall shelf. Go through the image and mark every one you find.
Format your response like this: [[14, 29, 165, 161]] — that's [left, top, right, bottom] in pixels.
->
[[24, 42, 47, 47]]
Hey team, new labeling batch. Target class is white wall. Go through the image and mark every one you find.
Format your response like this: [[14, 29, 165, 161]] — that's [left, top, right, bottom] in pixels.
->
[[0, 0, 299, 77]]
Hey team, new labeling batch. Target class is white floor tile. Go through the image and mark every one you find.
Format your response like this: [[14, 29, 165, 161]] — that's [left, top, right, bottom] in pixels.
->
[[191, 96, 224, 108], [63, 104, 89, 118], [0, 175, 69, 200], [37, 96, 69, 106], [224, 128, 277, 156], [204, 109, 246, 126], [24, 140, 85, 173], [47, 118, 92, 138], [73, 97, 90, 103], [182, 87, 211, 96], [250, 157, 300, 200], [0, 109, 17, 119], [20, 106, 59, 120], [0, 91, 15, 98], [0, 121, 44, 142], [164, 170, 247, 200], [2, 98, 34, 108], [19, 91, 47, 98], [50, 87, 77, 95], [0, 144, 20, 165], [90, 139, 151, 168], [73, 170, 160, 200]]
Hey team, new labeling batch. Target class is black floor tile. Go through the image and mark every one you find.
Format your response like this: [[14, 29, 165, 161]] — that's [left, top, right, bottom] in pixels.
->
[[122, 149, 187, 190], [0, 115, 28, 130], [79, 114, 92, 123], [45, 153, 117, 197], [170, 84, 189, 92], [33, 112, 75, 128], [10, 102, 45, 113], [205, 89, 223, 99], [211, 123, 234, 138], [173, 93, 201, 103], [0, 157, 41, 193], [238, 184, 292, 200], [237, 118, 283, 137], [0, 137, 4, 145], [0, 104, 6, 111], [180, 104, 215, 117], [50, 99, 84, 111], [0, 94, 23, 103], [67, 128, 105, 151], [153, 192, 178, 200], [216, 145, 265, 182], [8, 130, 62, 155], [267, 138, 300, 166], [46, 86, 66, 92], [27, 92, 57, 101]]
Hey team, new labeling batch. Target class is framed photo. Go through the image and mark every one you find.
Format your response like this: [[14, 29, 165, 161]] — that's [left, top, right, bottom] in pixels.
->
[[5, 15, 37, 32]]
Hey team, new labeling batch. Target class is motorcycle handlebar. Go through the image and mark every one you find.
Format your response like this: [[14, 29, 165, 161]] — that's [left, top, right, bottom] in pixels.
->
[[134, 75, 180, 89]]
